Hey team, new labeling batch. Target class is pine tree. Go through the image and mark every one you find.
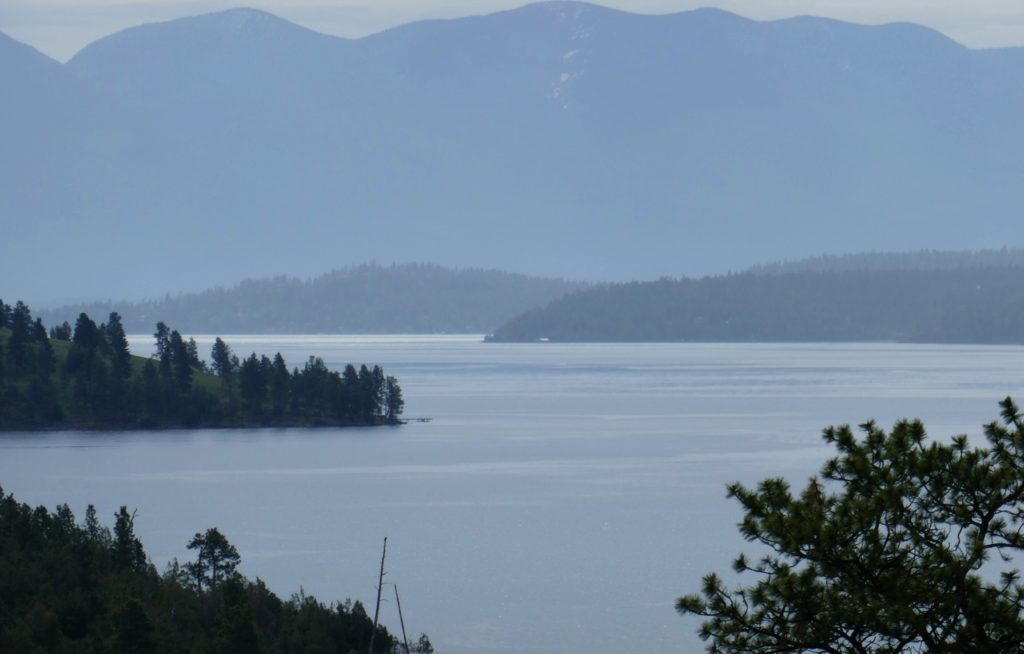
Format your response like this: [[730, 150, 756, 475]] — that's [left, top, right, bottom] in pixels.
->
[[372, 365, 386, 420], [139, 360, 163, 421], [238, 353, 266, 418], [186, 528, 241, 592], [358, 365, 375, 422], [109, 598, 156, 654], [270, 353, 290, 418], [341, 364, 360, 420], [7, 301, 33, 372], [105, 312, 133, 381], [186, 338, 204, 372], [385, 376, 404, 422], [210, 337, 235, 378], [153, 322, 170, 363], [168, 330, 192, 392], [113, 507, 147, 571], [34, 327, 55, 377], [72, 313, 101, 348], [49, 321, 72, 341], [83, 504, 111, 546], [31, 318, 47, 342], [678, 397, 1024, 653]]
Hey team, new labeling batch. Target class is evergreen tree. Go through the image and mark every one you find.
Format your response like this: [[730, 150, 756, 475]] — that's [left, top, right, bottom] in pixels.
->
[[113, 507, 147, 571], [372, 365, 386, 419], [49, 321, 72, 341], [413, 634, 435, 653], [270, 353, 290, 418], [7, 301, 32, 372], [66, 313, 111, 420], [385, 376, 404, 422], [0, 299, 10, 328], [168, 330, 192, 392], [35, 329, 56, 377], [678, 397, 1024, 653], [139, 360, 163, 421], [210, 337, 235, 378], [186, 528, 241, 592], [109, 598, 156, 654], [239, 353, 267, 418], [83, 504, 112, 546], [31, 318, 47, 342], [72, 312, 102, 348], [342, 364, 360, 419], [358, 365, 375, 422], [105, 312, 133, 381], [186, 337, 204, 372], [217, 577, 261, 654], [153, 322, 170, 362], [29, 330, 60, 422]]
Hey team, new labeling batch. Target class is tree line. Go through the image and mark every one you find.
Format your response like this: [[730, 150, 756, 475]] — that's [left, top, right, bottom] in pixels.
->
[[0, 299, 403, 429], [747, 247, 1024, 275], [488, 267, 1024, 343], [0, 484, 433, 653]]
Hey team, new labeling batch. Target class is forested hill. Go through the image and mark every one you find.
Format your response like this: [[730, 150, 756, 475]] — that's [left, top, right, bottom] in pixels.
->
[[487, 267, 1024, 343], [748, 248, 1024, 275], [0, 300, 403, 430], [0, 485, 429, 652], [42, 264, 586, 334]]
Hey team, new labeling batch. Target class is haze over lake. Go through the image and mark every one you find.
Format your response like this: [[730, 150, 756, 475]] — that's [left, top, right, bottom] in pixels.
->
[[1, 336, 1021, 653]]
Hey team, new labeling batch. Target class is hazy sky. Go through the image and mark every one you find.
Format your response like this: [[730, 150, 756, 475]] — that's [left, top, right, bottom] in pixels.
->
[[3, 0, 1024, 62]]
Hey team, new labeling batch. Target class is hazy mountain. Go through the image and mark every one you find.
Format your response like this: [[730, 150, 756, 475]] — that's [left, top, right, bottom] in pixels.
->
[[0, 31, 73, 216], [488, 265, 1024, 343], [41, 263, 586, 334], [4, 2, 1024, 304]]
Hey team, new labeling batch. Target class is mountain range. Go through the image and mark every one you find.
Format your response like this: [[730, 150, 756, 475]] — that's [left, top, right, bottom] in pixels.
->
[[4, 2, 1024, 303]]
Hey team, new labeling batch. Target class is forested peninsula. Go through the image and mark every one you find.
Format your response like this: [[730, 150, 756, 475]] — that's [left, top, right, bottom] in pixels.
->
[[0, 484, 432, 652], [0, 300, 403, 430], [488, 266, 1024, 343]]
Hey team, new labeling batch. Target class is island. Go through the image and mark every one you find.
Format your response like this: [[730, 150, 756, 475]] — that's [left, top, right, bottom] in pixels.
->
[[0, 299, 403, 430]]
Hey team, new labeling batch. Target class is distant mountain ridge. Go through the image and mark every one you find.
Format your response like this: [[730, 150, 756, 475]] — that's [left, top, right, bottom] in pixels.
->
[[4, 2, 1024, 303], [748, 249, 1024, 274], [40, 263, 586, 334]]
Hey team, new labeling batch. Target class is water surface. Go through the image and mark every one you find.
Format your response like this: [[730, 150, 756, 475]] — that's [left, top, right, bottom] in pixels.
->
[[2, 337, 1022, 653]]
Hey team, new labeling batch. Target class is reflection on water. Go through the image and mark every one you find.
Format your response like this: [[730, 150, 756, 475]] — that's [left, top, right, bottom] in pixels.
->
[[2, 337, 1023, 654]]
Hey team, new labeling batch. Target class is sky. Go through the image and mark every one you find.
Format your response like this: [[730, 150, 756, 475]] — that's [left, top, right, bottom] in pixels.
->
[[2, 0, 1024, 62]]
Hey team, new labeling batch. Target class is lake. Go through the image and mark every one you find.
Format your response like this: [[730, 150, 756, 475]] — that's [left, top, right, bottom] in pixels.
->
[[2, 337, 1022, 653]]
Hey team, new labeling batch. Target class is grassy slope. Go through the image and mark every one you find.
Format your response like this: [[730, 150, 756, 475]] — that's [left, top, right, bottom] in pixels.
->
[[2, 329, 219, 391], [1, 328, 222, 428]]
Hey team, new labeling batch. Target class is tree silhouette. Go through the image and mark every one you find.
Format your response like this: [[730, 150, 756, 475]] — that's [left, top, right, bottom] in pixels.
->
[[678, 398, 1024, 653], [105, 312, 132, 381], [186, 527, 241, 592]]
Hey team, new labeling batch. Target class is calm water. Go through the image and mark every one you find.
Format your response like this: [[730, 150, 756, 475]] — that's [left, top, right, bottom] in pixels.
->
[[2, 337, 1023, 653]]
